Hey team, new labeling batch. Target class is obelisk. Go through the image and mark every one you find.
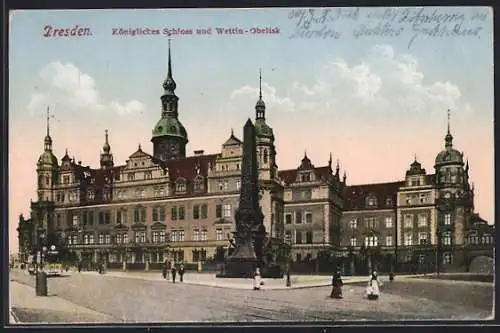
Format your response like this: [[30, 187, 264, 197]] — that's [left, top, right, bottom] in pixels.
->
[[221, 118, 265, 278]]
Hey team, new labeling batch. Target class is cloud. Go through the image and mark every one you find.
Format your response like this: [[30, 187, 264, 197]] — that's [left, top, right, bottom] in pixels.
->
[[27, 61, 145, 116], [227, 44, 468, 124], [229, 81, 295, 113]]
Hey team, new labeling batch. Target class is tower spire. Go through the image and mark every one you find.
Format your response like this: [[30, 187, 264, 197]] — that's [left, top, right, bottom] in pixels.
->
[[447, 108, 451, 134], [255, 68, 266, 120], [163, 39, 177, 93], [46, 106, 50, 137], [445, 108, 453, 149], [44, 106, 53, 151], [259, 68, 262, 100]]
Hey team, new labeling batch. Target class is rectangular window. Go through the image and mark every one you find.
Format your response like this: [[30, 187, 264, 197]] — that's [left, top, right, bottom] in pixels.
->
[[385, 217, 393, 228], [127, 173, 135, 181], [84, 234, 89, 244], [116, 210, 122, 224], [159, 231, 165, 243], [72, 214, 79, 227], [201, 229, 208, 241], [201, 204, 208, 219], [306, 231, 313, 244], [404, 215, 413, 228], [305, 212, 313, 224], [418, 232, 428, 245], [116, 234, 123, 244], [444, 213, 452, 225], [349, 219, 357, 229], [63, 176, 70, 184], [365, 217, 377, 229], [285, 231, 292, 245], [171, 206, 178, 221], [179, 206, 185, 220], [193, 228, 200, 241], [123, 233, 128, 243], [236, 180, 241, 190], [350, 237, 357, 247], [216, 228, 224, 240], [223, 204, 231, 218], [418, 214, 427, 227], [404, 233, 413, 246], [442, 252, 453, 265], [87, 212, 93, 226], [385, 235, 393, 247], [285, 213, 292, 224], [364, 236, 378, 247], [179, 230, 185, 242], [223, 181, 229, 190], [295, 231, 303, 244], [193, 205, 200, 219], [152, 208, 158, 222], [295, 211, 302, 224], [105, 234, 111, 244], [105, 211, 110, 224], [216, 204, 222, 218], [152, 231, 159, 243], [89, 234, 94, 244], [88, 190, 95, 200], [99, 234, 104, 244], [135, 231, 146, 243], [443, 232, 452, 245], [99, 212, 105, 224]]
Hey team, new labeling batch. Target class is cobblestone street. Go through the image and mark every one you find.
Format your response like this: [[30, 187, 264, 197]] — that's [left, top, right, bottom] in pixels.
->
[[9, 270, 493, 323]]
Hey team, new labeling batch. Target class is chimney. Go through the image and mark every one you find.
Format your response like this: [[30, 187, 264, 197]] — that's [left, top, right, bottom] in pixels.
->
[[194, 150, 204, 156]]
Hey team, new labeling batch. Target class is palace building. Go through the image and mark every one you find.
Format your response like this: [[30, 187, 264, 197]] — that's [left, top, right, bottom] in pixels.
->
[[18, 45, 493, 273]]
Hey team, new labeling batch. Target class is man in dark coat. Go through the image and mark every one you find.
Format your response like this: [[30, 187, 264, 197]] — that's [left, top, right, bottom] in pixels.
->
[[179, 263, 185, 282], [330, 269, 343, 299], [171, 264, 177, 283]]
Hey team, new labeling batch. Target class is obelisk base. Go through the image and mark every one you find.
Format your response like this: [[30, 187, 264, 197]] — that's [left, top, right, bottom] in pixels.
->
[[217, 257, 260, 278]]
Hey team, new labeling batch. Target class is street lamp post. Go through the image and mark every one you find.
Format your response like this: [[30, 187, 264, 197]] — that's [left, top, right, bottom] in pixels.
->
[[35, 226, 47, 296]]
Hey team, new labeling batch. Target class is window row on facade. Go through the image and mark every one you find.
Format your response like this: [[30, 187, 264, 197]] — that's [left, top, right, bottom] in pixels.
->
[[56, 203, 235, 228], [284, 211, 314, 224], [348, 216, 394, 229], [65, 226, 230, 245]]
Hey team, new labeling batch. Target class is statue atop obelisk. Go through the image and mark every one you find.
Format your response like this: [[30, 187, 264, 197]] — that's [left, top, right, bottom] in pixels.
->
[[219, 118, 266, 278]]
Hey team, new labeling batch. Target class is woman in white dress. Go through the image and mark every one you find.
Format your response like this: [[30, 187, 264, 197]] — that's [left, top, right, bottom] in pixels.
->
[[253, 267, 262, 290], [366, 270, 383, 300]]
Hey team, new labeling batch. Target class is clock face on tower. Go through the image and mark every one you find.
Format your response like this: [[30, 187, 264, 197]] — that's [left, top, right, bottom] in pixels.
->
[[170, 144, 178, 153]]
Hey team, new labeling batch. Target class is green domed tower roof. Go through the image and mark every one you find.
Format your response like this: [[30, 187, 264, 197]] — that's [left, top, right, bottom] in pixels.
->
[[152, 116, 188, 141]]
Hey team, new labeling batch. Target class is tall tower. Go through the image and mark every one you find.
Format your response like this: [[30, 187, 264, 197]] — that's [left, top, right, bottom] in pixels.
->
[[253, 70, 283, 241], [100, 129, 114, 169], [151, 40, 188, 161], [434, 109, 473, 268], [33, 107, 58, 234]]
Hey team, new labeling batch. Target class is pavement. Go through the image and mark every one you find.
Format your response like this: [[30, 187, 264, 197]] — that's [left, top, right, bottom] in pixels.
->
[[76, 270, 438, 290], [9, 280, 116, 324], [8, 268, 493, 323]]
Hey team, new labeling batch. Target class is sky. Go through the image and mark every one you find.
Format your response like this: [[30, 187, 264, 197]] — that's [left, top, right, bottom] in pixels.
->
[[8, 7, 494, 254]]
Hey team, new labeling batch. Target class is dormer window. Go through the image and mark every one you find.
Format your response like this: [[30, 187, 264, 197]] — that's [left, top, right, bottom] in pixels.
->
[[144, 171, 152, 180], [366, 196, 377, 207], [194, 179, 203, 192], [385, 197, 392, 206], [63, 176, 70, 184], [128, 173, 135, 181], [301, 172, 311, 182], [176, 180, 186, 193]]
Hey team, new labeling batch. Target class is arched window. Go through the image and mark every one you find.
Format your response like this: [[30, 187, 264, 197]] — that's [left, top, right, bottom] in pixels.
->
[[263, 149, 268, 163]]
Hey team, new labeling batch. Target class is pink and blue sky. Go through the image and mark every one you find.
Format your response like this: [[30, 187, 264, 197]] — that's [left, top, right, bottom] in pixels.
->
[[8, 7, 494, 253]]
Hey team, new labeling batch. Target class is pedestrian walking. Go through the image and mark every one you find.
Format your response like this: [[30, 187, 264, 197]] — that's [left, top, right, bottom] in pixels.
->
[[179, 263, 185, 282], [330, 269, 343, 299], [366, 270, 383, 300], [171, 264, 177, 283], [253, 267, 262, 290], [162, 262, 168, 279]]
